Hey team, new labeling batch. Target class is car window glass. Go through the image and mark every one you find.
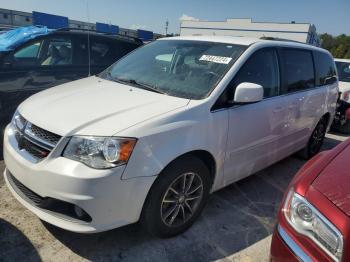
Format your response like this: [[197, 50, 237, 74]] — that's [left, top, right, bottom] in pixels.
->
[[336, 61, 350, 83], [233, 49, 280, 98], [102, 40, 246, 99], [282, 49, 315, 92], [155, 53, 174, 72], [41, 38, 72, 66], [314, 51, 337, 86], [9, 40, 43, 67], [14, 41, 41, 58], [90, 40, 116, 66], [90, 39, 139, 66]]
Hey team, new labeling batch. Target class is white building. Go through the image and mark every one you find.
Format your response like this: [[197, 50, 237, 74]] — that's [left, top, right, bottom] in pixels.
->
[[180, 18, 320, 46]]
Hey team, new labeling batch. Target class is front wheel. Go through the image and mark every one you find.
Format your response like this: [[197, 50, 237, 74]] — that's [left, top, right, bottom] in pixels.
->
[[142, 155, 211, 238]]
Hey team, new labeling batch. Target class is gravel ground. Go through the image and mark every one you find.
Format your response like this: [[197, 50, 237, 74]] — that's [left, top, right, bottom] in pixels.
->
[[0, 132, 348, 262]]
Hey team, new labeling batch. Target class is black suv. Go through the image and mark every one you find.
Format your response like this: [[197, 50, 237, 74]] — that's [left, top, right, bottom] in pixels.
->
[[0, 28, 142, 132]]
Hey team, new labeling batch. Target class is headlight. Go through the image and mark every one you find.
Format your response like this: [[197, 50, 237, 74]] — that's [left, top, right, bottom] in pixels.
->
[[283, 190, 343, 261], [63, 136, 136, 169]]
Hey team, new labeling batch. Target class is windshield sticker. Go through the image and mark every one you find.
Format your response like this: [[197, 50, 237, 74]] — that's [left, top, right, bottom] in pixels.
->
[[199, 55, 232, 64]]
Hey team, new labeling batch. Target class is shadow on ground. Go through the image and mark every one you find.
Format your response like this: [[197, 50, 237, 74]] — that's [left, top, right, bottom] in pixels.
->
[[0, 219, 41, 261]]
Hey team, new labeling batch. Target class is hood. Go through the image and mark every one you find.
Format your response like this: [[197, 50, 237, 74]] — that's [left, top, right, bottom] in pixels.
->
[[312, 141, 350, 217], [19, 76, 189, 136]]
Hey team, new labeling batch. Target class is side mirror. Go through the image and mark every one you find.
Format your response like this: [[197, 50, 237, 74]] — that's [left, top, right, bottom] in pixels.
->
[[324, 76, 337, 85], [234, 82, 264, 104]]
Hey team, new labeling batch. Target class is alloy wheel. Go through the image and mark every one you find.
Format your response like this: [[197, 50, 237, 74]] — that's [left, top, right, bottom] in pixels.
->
[[160, 172, 204, 227]]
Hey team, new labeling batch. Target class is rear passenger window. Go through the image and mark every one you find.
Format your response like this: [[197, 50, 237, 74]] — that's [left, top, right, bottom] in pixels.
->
[[91, 41, 112, 66], [314, 51, 337, 86], [233, 48, 280, 98], [282, 49, 315, 93], [90, 39, 137, 66]]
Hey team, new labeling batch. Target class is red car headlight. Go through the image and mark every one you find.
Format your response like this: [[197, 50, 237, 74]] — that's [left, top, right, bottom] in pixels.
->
[[282, 189, 343, 261]]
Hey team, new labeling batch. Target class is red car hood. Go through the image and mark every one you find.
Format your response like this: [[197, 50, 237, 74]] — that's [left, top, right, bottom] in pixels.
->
[[312, 142, 350, 217]]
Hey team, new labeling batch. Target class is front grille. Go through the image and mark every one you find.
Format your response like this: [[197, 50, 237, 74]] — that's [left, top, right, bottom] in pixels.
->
[[20, 138, 51, 160], [28, 124, 61, 146], [13, 115, 62, 161]]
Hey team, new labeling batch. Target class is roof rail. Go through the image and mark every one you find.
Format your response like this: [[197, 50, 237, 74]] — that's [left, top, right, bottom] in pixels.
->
[[260, 36, 305, 44], [55, 28, 143, 44]]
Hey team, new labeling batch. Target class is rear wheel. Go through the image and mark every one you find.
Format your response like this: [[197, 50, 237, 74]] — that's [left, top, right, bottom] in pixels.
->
[[298, 118, 327, 159], [142, 155, 211, 238]]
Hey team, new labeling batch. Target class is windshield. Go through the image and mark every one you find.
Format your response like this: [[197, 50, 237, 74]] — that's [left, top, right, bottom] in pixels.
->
[[336, 61, 350, 83], [100, 40, 246, 99]]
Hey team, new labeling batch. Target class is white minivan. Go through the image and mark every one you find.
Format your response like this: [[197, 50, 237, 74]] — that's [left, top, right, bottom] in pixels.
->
[[3, 36, 338, 237]]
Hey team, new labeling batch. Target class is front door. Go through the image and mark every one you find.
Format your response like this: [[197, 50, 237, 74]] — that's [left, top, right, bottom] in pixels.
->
[[223, 48, 288, 184]]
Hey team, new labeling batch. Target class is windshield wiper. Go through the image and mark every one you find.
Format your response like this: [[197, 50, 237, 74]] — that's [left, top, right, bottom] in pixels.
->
[[114, 78, 166, 95]]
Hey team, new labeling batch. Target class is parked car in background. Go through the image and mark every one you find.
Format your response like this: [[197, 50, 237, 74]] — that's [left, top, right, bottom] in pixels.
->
[[332, 58, 350, 133], [270, 138, 350, 262], [3, 36, 338, 238], [0, 26, 142, 135]]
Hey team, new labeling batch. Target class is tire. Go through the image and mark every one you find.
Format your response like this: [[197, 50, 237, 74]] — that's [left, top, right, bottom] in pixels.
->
[[335, 119, 350, 134], [142, 155, 211, 238], [298, 117, 327, 160]]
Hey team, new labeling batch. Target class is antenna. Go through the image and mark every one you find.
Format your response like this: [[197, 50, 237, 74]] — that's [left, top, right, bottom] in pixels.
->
[[86, 0, 91, 76]]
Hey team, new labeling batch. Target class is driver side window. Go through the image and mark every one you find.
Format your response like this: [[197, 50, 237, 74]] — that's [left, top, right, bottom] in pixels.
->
[[232, 48, 280, 99], [7, 40, 43, 67]]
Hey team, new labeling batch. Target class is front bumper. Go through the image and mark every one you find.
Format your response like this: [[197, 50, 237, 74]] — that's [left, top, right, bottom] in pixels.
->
[[3, 125, 156, 233], [270, 224, 311, 262]]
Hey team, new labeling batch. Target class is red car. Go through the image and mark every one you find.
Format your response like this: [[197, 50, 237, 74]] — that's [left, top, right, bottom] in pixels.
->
[[271, 139, 350, 262]]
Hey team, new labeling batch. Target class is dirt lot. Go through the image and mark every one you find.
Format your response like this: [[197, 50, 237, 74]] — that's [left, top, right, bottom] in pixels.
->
[[0, 133, 348, 262]]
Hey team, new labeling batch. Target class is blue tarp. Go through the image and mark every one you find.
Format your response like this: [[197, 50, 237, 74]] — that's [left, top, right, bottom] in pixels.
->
[[0, 26, 51, 52]]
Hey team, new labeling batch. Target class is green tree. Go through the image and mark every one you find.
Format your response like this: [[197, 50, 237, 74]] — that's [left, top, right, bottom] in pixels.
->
[[320, 33, 350, 59]]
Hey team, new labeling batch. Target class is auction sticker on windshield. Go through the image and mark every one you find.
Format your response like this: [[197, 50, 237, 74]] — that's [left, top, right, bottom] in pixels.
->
[[199, 55, 232, 64]]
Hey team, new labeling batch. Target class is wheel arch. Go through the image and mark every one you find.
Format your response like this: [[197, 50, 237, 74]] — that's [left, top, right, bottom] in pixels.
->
[[157, 150, 217, 187], [140, 149, 217, 227]]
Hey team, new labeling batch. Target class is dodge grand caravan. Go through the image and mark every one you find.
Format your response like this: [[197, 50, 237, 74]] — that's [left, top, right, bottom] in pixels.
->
[[3, 36, 338, 237]]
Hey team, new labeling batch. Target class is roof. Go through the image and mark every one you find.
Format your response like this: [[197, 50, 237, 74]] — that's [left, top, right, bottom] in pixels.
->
[[159, 35, 326, 52], [52, 30, 143, 44]]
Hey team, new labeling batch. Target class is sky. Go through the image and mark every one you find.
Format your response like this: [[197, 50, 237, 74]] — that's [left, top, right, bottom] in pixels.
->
[[0, 0, 349, 35]]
